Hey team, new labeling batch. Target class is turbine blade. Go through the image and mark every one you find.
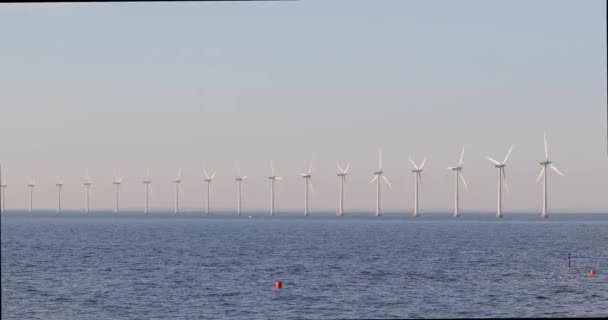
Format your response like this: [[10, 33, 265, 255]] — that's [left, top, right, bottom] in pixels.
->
[[178, 168, 182, 179], [242, 176, 247, 180], [536, 167, 545, 183], [503, 146, 514, 164], [459, 147, 465, 166], [308, 161, 312, 174], [486, 157, 500, 165], [418, 172, 423, 186], [203, 169, 209, 180], [370, 175, 378, 183], [378, 149, 382, 170], [502, 168, 509, 193], [344, 163, 350, 174], [459, 172, 468, 192], [308, 178, 314, 193], [409, 158, 419, 170], [336, 161, 344, 174], [276, 176, 284, 181], [419, 157, 427, 170], [210, 172, 216, 180], [382, 175, 392, 189], [178, 183, 184, 194], [543, 132, 549, 160], [271, 160, 275, 176], [549, 164, 564, 176], [149, 183, 153, 193]]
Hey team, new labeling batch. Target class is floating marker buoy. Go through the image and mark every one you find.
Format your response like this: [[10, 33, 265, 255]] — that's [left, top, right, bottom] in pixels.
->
[[587, 269, 596, 276], [274, 281, 282, 289]]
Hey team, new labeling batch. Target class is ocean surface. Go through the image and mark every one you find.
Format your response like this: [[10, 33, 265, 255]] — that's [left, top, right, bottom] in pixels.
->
[[1, 211, 607, 319]]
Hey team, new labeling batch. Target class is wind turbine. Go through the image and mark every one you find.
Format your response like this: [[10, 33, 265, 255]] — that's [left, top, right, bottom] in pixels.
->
[[55, 177, 64, 214], [409, 157, 426, 217], [268, 160, 284, 216], [300, 162, 314, 216], [0, 166, 6, 214], [171, 168, 182, 214], [370, 150, 392, 216], [235, 162, 247, 216], [448, 147, 468, 218], [537, 132, 564, 218], [486, 146, 514, 218], [203, 168, 216, 215], [112, 172, 123, 214], [84, 170, 93, 214], [336, 161, 350, 217], [143, 168, 152, 215], [27, 177, 35, 214]]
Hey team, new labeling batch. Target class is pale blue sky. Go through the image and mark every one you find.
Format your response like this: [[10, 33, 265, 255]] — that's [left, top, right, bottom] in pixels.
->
[[1, 0, 606, 213]]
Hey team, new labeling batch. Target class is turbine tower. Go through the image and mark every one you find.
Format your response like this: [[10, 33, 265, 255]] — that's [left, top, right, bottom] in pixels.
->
[[83, 170, 93, 214], [409, 157, 426, 217], [336, 161, 350, 217], [300, 162, 314, 216], [448, 147, 468, 218], [143, 168, 152, 215], [486, 146, 514, 218], [268, 161, 284, 216], [235, 162, 247, 216], [537, 132, 564, 219], [171, 168, 182, 215], [203, 168, 216, 215], [55, 177, 64, 214], [112, 172, 123, 214], [370, 150, 392, 217], [0, 167, 6, 214], [27, 177, 35, 214]]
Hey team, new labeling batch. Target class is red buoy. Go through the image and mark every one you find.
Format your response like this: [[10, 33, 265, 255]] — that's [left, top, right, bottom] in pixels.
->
[[587, 269, 596, 276], [274, 281, 282, 289]]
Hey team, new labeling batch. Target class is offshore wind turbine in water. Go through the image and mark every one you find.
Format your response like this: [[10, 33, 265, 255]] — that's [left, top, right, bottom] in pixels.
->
[[234, 162, 247, 216], [370, 150, 392, 217], [268, 161, 284, 216], [448, 148, 468, 218], [143, 169, 152, 214], [486, 146, 514, 218], [171, 168, 183, 214], [300, 162, 313, 216], [83, 170, 93, 214], [203, 168, 216, 215], [336, 161, 350, 217], [112, 172, 123, 214], [409, 157, 426, 217], [0, 166, 6, 214], [27, 177, 36, 214], [537, 132, 564, 218], [55, 177, 64, 214]]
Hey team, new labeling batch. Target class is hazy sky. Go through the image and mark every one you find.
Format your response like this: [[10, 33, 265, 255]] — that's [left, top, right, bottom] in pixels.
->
[[1, 0, 606, 213]]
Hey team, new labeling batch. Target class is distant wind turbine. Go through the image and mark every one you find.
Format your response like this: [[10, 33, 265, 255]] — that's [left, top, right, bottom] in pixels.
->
[[235, 161, 246, 216], [171, 168, 183, 214], [84, 170, 93, 214], [486, 146, 514, 218], [448, 147, 468, 218], [300, 162, 314, 216], [143, 168, 152, 214], [112, 172, 123, 214], [409, 157, 426, 217], [0, 166, 6, 214], [56, 176, 64, 214], [268, 161, 284, 216], [27, 177, 35, 214], [537, 132, 564, 218], [370, 149, 392, 216], [336, 161, 350, 217], [203, 168, 216, 215]]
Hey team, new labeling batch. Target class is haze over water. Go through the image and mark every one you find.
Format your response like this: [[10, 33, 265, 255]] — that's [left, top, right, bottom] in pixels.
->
[[2, 212, 607, 319]]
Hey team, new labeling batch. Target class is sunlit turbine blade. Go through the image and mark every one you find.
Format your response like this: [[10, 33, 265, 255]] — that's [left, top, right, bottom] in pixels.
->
[[203, 169, 209, 180], [271, 160, 275, 176], [549, 164, 564, 176], [336, 161, 344, 173], [177, 168, 182, 180], [502, 168, 509, 193], [459, 172, 468, 191], [419, 157, 427, 170], [378, 149, 382, 170], [418, 172, 423, 186], [459, 147, 465, 166], [409, 158, 419, 170], [308, 178, 314, 193], [276, 176, 284, 181], [242, 176, 247, 180], [178, 183, 183, 194], [210, 172, 216, 180], [536, 167, 545, 183], [503, 146, 514, 164], [344, 163, 350, 174], [370, 175, 378, 183], [382, 175, 392, 189], [149, 183, 153, 193], [543, 132, 549, 160], [486, 157, 501, 165], [308, 161, 312, 174]]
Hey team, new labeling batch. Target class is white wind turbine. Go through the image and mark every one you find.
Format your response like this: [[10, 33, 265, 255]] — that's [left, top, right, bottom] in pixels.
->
[[370, 150, 392, 216], [300, 162, 314, 216], [55, 176, 64, 214], [336, 161, 350, 217], [171, 168, 183, 214], [537, 132, 564, 219], [112, 172, 123, 214], [0, 166, 6, 214], [448, 147, 468, 218], [235, 162, 247, 216], [409, 157, 426, 217], [84, 170, 93, 214], [203, 168, 216, 215], [27, 177, 35, 214], [268, 161, 284, 216], [143, 168, 152, 215], [486, 146, 514, 218]]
